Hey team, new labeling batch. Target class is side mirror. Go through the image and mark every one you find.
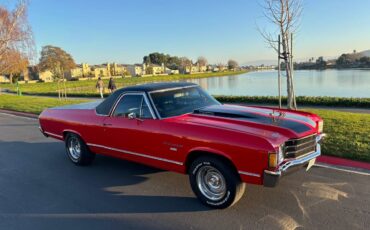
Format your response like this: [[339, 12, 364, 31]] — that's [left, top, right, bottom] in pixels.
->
[[128, 112, 143, 121], [128, 112, 137, 119]]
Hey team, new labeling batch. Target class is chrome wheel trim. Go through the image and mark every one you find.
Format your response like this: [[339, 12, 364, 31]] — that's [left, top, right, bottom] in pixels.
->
[[68, 136, 81, 161], [196, 165, 226, 201]]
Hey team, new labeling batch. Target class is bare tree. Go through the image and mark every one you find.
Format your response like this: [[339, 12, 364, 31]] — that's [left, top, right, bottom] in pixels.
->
[[0, 0, 34, 78], [217, 62, 225, 71], [197, 56, 208, 66], [259, 0, 302, 109], [179, 57, 192, 74]]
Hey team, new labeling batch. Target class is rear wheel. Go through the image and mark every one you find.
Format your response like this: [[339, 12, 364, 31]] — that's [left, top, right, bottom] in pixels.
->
[[189, 156, 245, 209], [65, 133, 95, 166]]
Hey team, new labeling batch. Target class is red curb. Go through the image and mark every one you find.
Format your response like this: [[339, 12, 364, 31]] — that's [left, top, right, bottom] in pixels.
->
[[317, 155, 370, 171], [0, 109, 39, 119]]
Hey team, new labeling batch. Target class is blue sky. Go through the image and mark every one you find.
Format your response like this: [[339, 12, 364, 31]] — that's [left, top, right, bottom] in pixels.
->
[[3, 0, 370, 64]]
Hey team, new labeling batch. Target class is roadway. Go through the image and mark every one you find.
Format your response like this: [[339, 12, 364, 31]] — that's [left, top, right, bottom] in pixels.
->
[[0, 113, 369, 230]]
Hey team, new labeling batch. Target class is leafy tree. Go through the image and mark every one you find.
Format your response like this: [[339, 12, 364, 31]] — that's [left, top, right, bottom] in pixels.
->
[[336, 54, 351, 67], [166, 56, 181, 69], [228, 59, 238, 70], [38, 45, 76, 99], [315, 56, 326, 69], [143, 52, 191, 70], [145, 66, 153, 75], [0, 49, 28, 83], [359, 56, 370, 65]]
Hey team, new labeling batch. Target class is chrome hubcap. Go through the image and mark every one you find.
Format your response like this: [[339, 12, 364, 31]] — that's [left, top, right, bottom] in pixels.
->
[[68, 137, 81, 161], [196, 166, 226, 201]]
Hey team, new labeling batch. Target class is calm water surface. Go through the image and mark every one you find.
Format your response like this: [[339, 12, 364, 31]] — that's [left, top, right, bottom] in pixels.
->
[[185, 69, 370, 98]]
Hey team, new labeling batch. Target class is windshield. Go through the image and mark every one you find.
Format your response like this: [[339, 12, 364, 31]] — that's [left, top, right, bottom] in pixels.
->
[[150, 86, 220, 118]]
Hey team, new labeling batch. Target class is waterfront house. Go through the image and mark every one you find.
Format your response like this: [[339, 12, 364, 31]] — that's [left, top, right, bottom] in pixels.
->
[[127, 64, 144, 76], [143, 63, 165, 75]]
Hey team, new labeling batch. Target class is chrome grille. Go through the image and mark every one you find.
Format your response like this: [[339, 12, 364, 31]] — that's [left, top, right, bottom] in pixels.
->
[[284, 135, 317, 158]]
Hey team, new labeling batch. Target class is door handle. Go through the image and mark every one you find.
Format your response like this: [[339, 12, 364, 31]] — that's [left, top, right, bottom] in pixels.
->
[[103, 123, 112, 126]]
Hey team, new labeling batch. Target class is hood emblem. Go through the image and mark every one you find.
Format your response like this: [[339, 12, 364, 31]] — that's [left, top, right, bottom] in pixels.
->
[[270, 110, 285, 123]]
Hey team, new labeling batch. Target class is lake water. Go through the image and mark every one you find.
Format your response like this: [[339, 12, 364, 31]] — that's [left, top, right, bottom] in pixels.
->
[[185, 69, 370, 98]]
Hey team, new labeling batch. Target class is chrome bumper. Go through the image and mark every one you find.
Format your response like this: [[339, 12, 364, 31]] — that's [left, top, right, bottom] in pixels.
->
[[263, 133, 325, 187], [39, 126, 48, 137]]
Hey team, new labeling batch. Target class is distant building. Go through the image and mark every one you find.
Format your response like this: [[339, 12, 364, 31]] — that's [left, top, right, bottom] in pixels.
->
[[127, 64, 144, 76], [180, 63, 207, 74], [0, 75, 10, 83], [39, 70, 53, 82], [144, 63, 165, 75], [165, 68, 179, 75], [66, 65, 84, 79], [91, 64, 110, 78], [111, 63, 127, 76]]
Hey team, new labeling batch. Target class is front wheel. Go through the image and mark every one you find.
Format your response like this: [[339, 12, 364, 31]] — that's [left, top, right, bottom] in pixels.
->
[[189, 156, 245, 209], [65, 133, 95, 166]]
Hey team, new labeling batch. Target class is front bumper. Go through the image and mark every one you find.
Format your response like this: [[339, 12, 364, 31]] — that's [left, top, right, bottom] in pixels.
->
[[263, 134, 325, 187]]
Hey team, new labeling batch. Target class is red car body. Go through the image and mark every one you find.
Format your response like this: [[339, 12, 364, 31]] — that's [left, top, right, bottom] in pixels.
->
[[39, 82, 324, 187]]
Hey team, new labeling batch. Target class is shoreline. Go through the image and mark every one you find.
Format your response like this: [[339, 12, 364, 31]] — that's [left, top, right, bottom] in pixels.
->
[[0, 70, 248, 95]]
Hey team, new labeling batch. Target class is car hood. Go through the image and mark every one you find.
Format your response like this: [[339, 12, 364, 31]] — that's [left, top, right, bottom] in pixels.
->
[[180, 104, 318, 146]]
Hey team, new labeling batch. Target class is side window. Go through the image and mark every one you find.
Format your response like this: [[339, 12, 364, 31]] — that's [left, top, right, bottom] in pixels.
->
[[113, 94, 153, 119]]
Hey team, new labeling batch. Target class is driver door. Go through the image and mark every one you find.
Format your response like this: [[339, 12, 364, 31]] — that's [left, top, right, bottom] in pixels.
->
[[101, 92, 161, 161]]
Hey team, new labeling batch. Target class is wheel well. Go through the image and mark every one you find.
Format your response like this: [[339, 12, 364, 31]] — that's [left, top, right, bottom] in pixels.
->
[[185, 151, 239, 177], [63, 131, 71, 140], [63, 131, 81, 140]]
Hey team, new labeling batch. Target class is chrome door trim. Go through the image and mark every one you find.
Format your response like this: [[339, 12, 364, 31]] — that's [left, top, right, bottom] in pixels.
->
[[87, 143, 183, 166], [238, 170, 261, 178], [44, 131, 63, 139]]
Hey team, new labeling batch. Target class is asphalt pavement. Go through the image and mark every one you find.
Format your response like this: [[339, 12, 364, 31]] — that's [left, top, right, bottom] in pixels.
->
[[0, 113, 369, 230]]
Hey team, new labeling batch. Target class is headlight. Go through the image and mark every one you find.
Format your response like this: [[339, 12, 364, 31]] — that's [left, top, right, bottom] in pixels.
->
[[268, 146, 284, 168], [318, 120, 324, 133]]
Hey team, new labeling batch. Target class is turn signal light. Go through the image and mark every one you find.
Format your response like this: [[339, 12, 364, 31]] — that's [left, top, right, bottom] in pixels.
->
[[318, 120, 324, 133], [268, 152, 278, 168]]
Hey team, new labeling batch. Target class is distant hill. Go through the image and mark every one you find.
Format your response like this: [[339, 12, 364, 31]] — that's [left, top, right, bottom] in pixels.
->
[[358, 50, 370, 57], [342, 50, 370, 61], [243, 50, 369, 67], [242, 59, 277, 66]]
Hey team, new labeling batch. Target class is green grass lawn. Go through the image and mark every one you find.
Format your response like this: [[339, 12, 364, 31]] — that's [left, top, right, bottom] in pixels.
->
[[305, 109, 370, 162], [0, 94, 369, 162], [0, 71, 247, 96], [0, 94, 89, 114]]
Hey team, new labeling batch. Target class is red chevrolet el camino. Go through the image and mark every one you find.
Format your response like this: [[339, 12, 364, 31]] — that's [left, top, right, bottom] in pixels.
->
[[39, 82, 325, 208]]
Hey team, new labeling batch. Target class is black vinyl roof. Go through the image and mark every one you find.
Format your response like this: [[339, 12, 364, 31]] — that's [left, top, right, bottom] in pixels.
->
[[96, 82, 198, 115], [117, 82, 197, 93]]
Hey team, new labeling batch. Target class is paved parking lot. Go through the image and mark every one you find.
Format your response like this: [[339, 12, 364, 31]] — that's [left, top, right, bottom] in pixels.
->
[[0, 113, 369, 230]]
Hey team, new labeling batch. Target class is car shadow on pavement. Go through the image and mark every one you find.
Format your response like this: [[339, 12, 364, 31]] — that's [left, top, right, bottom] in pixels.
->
[[0, 140, 210, 216]]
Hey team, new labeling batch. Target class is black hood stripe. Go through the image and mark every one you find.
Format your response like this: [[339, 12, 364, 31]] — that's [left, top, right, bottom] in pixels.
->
[[193, 105, 313, 134]]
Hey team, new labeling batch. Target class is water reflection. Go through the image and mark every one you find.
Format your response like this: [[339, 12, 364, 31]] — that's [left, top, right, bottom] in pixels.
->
[[186, 69, 370, 97]]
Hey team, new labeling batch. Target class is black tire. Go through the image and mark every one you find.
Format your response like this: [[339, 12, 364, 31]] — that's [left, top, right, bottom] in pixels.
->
[[189, 156, 245, 209], [65, 133, 95, 166]]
